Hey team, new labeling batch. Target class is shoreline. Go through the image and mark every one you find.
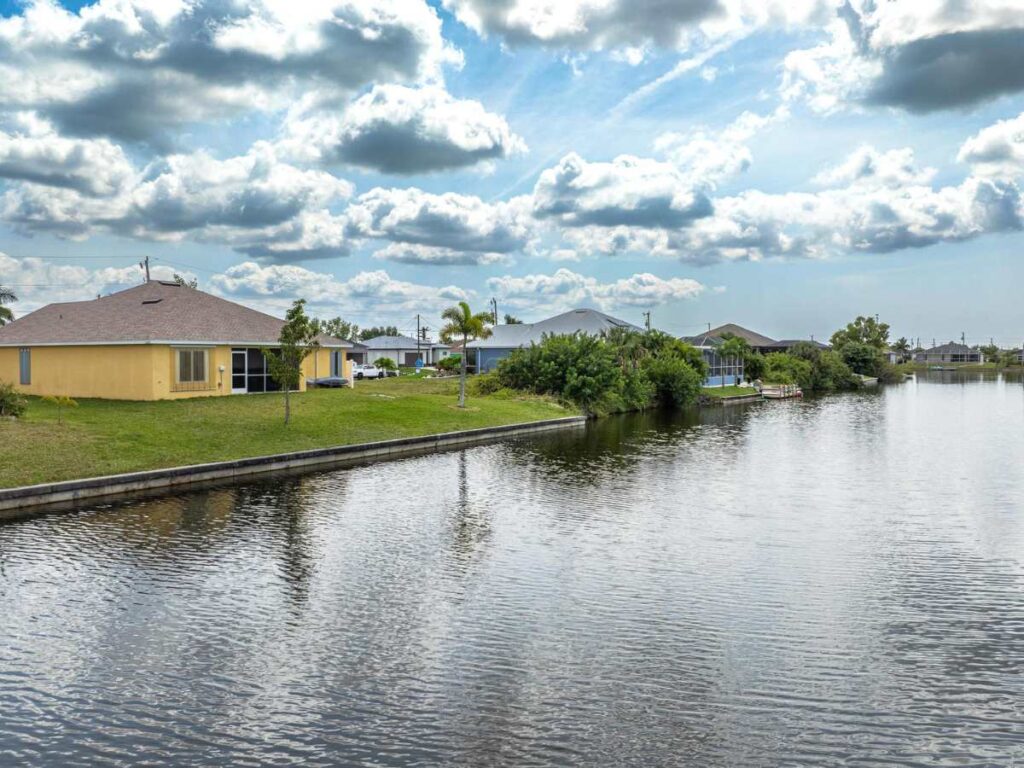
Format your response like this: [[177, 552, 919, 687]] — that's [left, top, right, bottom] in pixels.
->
[[0, 415, 586, 518]]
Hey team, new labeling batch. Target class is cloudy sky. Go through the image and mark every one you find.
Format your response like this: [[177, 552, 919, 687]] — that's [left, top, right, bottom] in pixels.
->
[[0, 0, 1022, 345]]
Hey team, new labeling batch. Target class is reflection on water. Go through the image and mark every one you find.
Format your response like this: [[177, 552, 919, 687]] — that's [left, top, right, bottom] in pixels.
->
[[1, 376, 1023, 766]]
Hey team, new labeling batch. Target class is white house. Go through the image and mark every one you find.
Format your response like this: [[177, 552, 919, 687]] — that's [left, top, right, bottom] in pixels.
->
[[362, 335, 450, 367]]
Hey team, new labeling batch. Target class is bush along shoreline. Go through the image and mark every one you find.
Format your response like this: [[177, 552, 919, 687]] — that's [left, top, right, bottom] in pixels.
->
[[472, 315, 907, 416], [475, 329, 708, 416]]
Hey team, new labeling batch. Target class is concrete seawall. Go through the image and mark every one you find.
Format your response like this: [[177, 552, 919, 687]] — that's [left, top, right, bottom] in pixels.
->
[[0, 415, 587, 517]]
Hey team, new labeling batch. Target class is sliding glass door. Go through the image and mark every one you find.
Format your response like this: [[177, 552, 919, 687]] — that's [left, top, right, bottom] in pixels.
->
[[231, 348, 282, 394], [232, 349, 247, 393]]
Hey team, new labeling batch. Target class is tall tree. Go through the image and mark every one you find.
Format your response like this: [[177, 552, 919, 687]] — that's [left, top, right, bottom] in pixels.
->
[[359, 325, 399, 340], [264, 299, 319, 425], [319, 317, 359, 341], [172, 273, 198, 288], [0, 284, 16, 326], [892, 337, 911, 362], [503, 313, 523, 325], [830, 316, 890, 350], [440, 301, 493, 408]]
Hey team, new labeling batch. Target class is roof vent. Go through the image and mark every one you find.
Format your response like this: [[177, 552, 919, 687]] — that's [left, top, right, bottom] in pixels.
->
[[142, 298, 163, 305]]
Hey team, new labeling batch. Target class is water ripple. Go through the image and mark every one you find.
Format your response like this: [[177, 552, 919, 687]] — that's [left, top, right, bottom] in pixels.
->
[[1, 375, 1024, 766]]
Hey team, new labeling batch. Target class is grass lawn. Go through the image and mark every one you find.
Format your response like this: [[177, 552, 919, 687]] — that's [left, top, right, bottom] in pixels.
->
[[701, 386, 760, 398], [0, 377, 573, 488]]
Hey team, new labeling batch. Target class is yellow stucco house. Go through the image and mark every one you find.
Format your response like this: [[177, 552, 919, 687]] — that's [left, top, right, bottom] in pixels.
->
[[0, 281, 352, 400]]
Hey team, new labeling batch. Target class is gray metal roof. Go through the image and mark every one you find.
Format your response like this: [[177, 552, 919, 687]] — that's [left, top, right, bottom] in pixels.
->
[[361, 335, 422, 349], [467, 308, 641, 349]]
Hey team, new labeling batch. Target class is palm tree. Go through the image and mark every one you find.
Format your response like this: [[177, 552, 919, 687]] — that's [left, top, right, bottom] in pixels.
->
[[893, 336, 911, 363], [719, 335, 750, 387], [0, 285, 16, 326], [439, 301, 493, 407]]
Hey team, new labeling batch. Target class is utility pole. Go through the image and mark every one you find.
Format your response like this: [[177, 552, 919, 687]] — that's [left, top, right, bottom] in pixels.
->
[[961, 331, 966, 345], [643, 311, 651, 331], [139, 256, 150, 283], [490, 297, 498, 324], [416, 314, 421, 363]]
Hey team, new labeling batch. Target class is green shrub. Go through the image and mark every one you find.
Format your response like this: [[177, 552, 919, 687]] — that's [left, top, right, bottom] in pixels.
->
[[743, 352, 766, 382], [621, 366, 657, 411], [785, 343, 859, 391], [642, 354, 703, 407], [639, 331, 709, 380], [497, 334, 623, 413], [374, 357, 397, 371], [0, 381, 27, 418], [470, 371, 503, 395], [763, 353, 813, 388], [437, 355, 460, 372], [838, 342, 884, 377], [496, 330, 707, 414]]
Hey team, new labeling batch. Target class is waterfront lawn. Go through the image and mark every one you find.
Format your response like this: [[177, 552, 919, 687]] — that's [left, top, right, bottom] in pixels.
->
[[0, 377, 571, 488], [702, 386, 759, 398]]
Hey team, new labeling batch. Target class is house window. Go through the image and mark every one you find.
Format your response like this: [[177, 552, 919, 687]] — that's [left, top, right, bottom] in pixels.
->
[[176, 349, 208, 384], [18, 348, 30, 385]]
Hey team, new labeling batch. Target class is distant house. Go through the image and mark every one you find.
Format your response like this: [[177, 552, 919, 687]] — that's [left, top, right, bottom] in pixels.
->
[[0, 281, 351, 400], [683, 333, 745, 387], [881, 348, 900, 364], [345, 340, 369, 365], [702, 323, 826, 355], [362, 335, 450, 367], [682, 324, 827, 386], [914, 342, 984, 364], [704, 323, 777, 354], [468, 308, 642, 373]]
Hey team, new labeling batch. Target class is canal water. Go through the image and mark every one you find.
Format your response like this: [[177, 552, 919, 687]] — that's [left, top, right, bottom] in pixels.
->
[[2, 373, 1023, 766]]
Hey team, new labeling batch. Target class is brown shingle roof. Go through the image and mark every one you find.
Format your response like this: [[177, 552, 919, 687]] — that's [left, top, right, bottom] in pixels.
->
[[705, 323, 777, 348], [0, 281, 350, 347]]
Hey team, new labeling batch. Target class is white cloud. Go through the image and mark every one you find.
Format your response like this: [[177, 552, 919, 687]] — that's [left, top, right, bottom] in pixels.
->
[[346, 187, 535, 253], [209, 261, 470, 322], [958, 112, 1024, 178], [545, 144, 1022, 264], [782, 1, 1024, 114], [372, 242, 512, 266], [0, 140, 354, 259], [280, 84, 526, 173], [487, 268, 705, 313], [442, 0, 831, 58], [533, 152, 712, 228], [0, 252, 193, 314], [654, 107, 788, 188], [0, 113, 134, 196], [0, 0, 461, 143], [681, 170, 1022, 262], [812, 146, 936, 189]]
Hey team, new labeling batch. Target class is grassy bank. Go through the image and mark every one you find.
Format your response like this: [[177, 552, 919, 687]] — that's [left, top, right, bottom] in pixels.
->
[[0, 378, 572, 488]]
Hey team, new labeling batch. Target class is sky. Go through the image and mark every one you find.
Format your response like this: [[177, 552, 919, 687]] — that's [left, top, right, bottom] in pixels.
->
[[0, 0, 1022, 347]]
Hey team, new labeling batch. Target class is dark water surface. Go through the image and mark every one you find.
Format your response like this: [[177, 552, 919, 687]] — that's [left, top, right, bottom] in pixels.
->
[[2, 374, 1024, 766]]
